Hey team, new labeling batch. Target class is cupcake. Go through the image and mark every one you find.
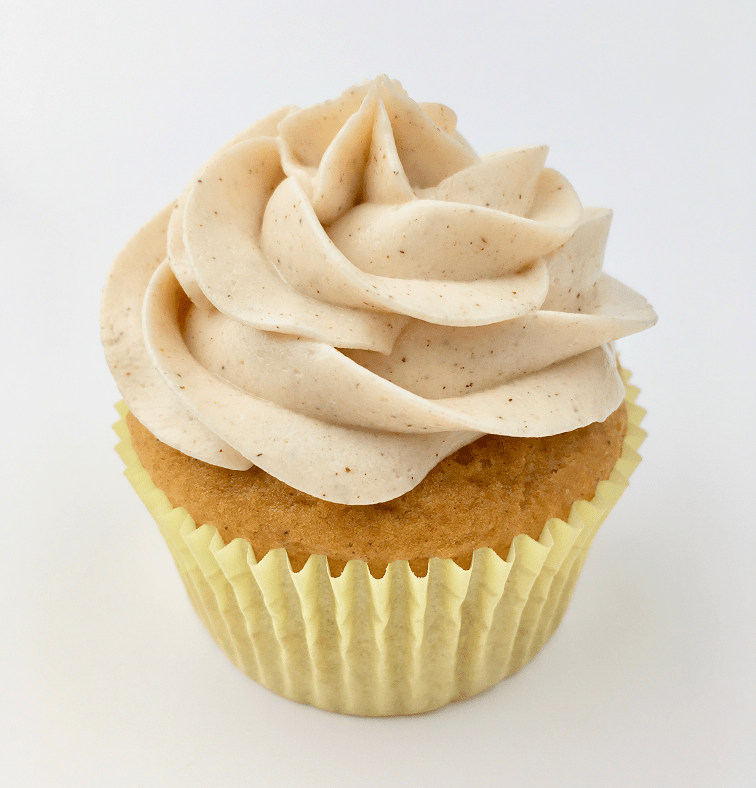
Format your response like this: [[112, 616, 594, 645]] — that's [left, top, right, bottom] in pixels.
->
[[101, 76, 656, 715]]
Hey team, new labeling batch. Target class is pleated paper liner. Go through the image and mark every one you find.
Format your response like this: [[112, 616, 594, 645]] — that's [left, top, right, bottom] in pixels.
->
[[113, 367, 645, 716]]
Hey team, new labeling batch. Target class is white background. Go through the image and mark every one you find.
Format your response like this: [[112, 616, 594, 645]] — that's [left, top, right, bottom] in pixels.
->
[[2, 1, 754, 785]]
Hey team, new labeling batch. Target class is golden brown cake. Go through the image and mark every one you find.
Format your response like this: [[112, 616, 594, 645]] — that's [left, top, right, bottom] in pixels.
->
[[127, 402, 626, 578]]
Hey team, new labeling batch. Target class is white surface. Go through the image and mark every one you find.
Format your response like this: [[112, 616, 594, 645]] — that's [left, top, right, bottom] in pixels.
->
[[1, 1, 754, 786]]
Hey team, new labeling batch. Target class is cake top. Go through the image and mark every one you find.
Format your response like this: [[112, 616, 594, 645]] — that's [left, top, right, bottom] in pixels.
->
[[101, 76, 656, 504]]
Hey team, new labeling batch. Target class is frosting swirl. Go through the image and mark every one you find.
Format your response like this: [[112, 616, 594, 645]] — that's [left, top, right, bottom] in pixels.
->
[[101, 77, 656, 504]]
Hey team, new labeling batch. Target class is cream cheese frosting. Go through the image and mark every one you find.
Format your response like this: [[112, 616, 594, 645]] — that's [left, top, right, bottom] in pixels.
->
[[101, 76, 656, 504]]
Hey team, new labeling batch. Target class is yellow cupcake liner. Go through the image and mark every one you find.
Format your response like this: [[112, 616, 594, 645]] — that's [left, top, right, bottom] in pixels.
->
[[113, 368, 645, 716]]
